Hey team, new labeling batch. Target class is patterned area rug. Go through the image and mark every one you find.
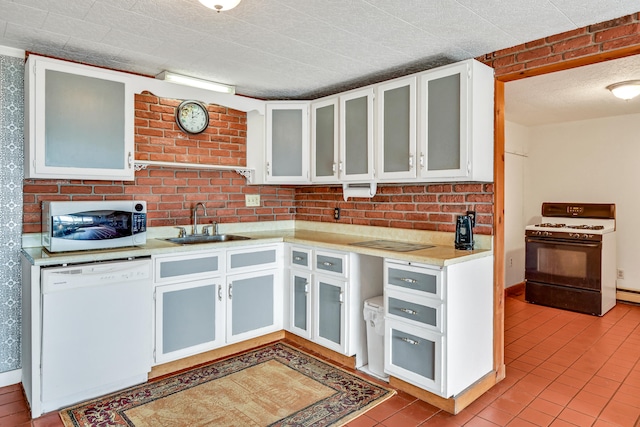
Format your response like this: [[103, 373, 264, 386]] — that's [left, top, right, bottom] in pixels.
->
[[59, 342, 395, 426]]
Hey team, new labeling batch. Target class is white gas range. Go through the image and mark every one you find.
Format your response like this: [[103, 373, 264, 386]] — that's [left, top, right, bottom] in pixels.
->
[[524, 203, 616, 316]]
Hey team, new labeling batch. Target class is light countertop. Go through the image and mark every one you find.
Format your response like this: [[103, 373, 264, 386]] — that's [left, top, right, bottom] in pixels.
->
[[22, 221, 493, 267]]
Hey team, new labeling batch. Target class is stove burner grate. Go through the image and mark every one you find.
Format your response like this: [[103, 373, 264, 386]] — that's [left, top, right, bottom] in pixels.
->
[[536, 223, 566, 228]]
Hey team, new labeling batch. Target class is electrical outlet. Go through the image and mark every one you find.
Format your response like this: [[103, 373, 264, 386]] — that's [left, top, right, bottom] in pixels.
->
[[617, 269, 624, 280], [334, 207, 341, 220], [245, 194, 260, 207]]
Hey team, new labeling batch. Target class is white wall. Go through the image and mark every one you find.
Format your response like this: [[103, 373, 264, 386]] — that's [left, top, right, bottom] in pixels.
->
[[524, 113, 640, 292], [504, 121, 529, 287]]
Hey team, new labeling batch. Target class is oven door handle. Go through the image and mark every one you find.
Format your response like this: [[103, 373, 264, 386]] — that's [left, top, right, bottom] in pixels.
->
[[526, 237, 601, 248]]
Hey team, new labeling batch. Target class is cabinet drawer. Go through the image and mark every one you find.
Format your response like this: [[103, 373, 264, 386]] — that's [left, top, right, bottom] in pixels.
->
[[154, 251, 221, 284], [290, 247, 311, 269], [386, 289, 444, 332], [315, 251, 347, 277], [385, 319, 443, 395], [385, 261, 443, 300], [227, 245, 280, 273]]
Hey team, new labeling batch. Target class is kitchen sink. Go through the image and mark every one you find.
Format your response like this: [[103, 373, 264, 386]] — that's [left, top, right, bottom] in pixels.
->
[[160, 234, 251, 245]]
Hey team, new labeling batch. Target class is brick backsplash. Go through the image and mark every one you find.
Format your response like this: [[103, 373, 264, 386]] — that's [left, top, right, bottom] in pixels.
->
[[22, 94, 495, 235], [295, 183, 494, 235], [478, 12, 640, 76]]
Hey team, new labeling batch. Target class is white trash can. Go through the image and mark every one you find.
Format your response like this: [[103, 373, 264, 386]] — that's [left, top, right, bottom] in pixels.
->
[[363, 296, 387, 378]]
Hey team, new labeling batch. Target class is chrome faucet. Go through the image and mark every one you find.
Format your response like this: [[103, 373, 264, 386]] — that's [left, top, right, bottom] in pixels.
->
[[192, 202, 207, 235]]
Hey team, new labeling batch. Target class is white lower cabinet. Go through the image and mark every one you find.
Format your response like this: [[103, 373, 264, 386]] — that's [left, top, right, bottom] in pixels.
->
[[313, 275, 348, 354], [385, 318, 443, 394], [286, 245, 383, 363], [153, 244, 283, 364], [226, 268, 281, 344], [290, 269, 312, 339], [155, 279, 225, 364], [384, 257, 493, 398]]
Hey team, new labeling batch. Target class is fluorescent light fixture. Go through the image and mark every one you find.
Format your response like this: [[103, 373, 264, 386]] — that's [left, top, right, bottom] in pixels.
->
[[156, 71, 235, 94], [199, 0, 241, 12], [606, 80, 640, 100]]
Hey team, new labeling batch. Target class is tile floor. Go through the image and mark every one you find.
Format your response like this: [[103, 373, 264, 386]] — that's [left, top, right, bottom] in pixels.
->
[[2, 292, 640, 426]]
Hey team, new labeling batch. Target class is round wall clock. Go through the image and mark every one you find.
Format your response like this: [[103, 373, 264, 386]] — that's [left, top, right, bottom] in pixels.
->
[[176, 100, 209, 134]]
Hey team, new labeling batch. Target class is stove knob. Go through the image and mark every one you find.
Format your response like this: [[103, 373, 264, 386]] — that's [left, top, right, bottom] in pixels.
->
[[582, 234, 590, 239], [543, 231, 551, 236]]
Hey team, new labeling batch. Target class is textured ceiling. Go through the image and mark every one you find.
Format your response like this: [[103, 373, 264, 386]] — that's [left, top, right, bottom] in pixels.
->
[[1, 0, 639, 100], [506, 54, 640, 126]]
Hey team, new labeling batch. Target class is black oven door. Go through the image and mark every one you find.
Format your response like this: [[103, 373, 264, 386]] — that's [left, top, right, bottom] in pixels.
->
[[525, 237, 602, 291]]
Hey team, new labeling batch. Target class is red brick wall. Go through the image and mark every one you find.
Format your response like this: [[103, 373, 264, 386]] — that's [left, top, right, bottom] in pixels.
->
[[22, 94, 296, 233], [478, 13, 640, 76], [295, 183, 494, 235]]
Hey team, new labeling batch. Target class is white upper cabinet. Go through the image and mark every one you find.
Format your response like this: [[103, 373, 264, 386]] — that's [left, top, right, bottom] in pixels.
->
[[376, 76, 417, 181], [265, 102, 310, 183], [25, 55, 135, 181], [339, 88, 375, 182], [311, 98, 339, 182], [418, 60, 494, 182]]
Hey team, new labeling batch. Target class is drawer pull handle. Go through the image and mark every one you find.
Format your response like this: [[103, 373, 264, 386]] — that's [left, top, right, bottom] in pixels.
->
[[400, 337, 420, 346], [322, 261, 334, 267], [293, 256, 304, 261], [399, 308, 418, 315], [218, 284, 222, 302], [400, 277, 417, 284]]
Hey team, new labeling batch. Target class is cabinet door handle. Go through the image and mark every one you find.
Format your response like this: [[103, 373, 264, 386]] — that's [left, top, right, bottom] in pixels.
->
[[228, 284, 233, 299], [127, 152, 133, 169], [338, 162, 343, 172], [332, 163, 337, 173], [339, 291, 344, 304], [400, 277, 417, 284], [304, 283, 309, 294], [322, 261, 334, 267], [419, 153, 425, 169], [293, 256, 304, 261], [218, 284, 222, 301], [399, 307, 418, 315], [266, 162, 270, 175], [400, 337, 420, 346], [409, 154, 414, 169]]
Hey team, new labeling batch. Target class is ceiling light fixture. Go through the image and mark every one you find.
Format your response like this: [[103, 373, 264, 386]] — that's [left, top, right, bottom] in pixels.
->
[[198, 0, 241, 12], [156, 71, 236, 94], [606, 80, 640, 100]]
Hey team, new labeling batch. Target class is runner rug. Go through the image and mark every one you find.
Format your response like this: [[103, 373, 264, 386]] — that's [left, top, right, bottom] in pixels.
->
[[59, 342, 395, 426]]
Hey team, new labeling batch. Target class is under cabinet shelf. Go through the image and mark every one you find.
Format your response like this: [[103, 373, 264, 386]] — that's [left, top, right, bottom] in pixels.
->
[[134, 160, 253, 182]]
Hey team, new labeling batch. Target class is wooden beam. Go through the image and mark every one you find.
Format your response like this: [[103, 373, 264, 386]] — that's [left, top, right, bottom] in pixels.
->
[[493, 79, 506, 382]]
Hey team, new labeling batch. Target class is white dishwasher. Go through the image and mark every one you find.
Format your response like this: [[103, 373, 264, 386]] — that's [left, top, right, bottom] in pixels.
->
[[40, 258, 153, 413]]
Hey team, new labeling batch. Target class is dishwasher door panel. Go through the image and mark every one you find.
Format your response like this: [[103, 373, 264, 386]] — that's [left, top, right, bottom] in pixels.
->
[[40, 259, 153, 412]]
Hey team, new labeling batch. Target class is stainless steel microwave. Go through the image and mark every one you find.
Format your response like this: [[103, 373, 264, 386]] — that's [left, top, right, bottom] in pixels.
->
[[42, 200, 147, 252]]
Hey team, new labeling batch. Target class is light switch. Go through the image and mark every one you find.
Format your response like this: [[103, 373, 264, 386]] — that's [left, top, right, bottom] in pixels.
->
[[245, 194, 260, 207]]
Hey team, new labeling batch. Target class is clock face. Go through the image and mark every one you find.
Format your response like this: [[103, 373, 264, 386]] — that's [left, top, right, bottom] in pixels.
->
[[176, 100, 209, 134]]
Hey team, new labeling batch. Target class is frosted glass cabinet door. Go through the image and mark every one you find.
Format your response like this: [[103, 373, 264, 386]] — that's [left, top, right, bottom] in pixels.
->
[[311, 98, 339, 182], [227, 269, 281, 343], [265, 102, 310, 183], [25, 55, 134, 180], [289, 270, 312, 339], [384, 319, 443, 394], [339, 88, 374, 181], [155, 279, 225, 364], [313, 276, 347, 354], [419, 62, 469, 179], [377, 77, 417, 180]]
